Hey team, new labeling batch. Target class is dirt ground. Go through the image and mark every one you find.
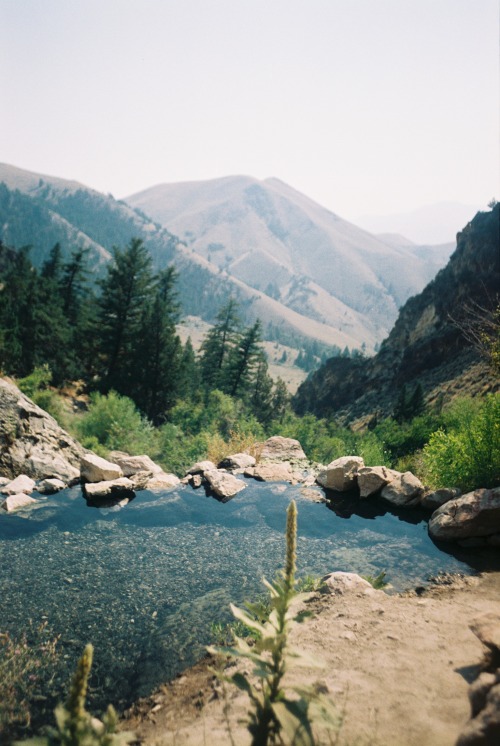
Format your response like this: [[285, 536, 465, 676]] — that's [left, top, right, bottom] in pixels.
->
[[122, 571, 500, 746]]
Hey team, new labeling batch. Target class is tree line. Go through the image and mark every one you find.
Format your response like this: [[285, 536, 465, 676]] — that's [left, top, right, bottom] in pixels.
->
[[0, 238, 289, 426]]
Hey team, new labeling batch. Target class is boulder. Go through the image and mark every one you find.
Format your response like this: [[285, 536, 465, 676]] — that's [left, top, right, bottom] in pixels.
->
[[108, 452, 163, 476], [0, 377, 84, 482], [186, 460, 216, 475], [428, 488, 500, 542], [380, 471, 425, 507], [250, 463, 294, 482], [80, 453, 123, 483], [316, 456, 365, 492], [321, 571, 381, 596], [1, 474, 36, 495], [83, 477, 135, 499], [36, 478, 66, 494], [1, 493, 38, 512], [420, 487, 461, 511], [259, 436, 306, 461], [357, 466, 396, 498], [218, 453, 256, 470], [204, 469, 246, 499], [146, 472, 181, 490]]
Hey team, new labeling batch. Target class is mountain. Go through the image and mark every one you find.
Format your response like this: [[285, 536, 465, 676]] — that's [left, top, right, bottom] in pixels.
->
[[0, 163, 451, 351], [126, 176, 452, 348], [355, 202, 482, 245], [292, 204, 500, 425]]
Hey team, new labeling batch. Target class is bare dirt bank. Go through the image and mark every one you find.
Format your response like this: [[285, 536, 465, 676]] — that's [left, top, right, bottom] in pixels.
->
[[123, 571, 500, 746]]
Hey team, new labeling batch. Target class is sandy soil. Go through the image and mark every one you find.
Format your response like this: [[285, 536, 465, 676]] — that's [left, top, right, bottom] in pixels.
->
[[123, 571, 500, 746]]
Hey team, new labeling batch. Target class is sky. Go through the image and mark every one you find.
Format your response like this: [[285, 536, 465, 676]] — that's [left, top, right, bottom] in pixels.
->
[[1, 0, 498, 220]]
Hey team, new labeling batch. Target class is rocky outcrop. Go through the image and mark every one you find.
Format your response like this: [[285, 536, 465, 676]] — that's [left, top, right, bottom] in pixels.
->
[[218, 453, 256, 471], [357, 466, 395, 498], [248, 463, 294, 482], [145, 472, 181, 490], [0, 377, 84, 482], [293, 205, 500, 425], [428, 488, 500, 542]]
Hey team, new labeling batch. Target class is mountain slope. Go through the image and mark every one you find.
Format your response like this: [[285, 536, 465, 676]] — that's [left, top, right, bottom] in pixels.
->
[[293, 204, 500, 424], [126, 176, 452, 342], [0, 164, 374, 348]]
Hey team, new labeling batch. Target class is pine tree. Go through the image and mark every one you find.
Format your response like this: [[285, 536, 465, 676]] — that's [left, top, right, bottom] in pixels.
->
[[226, 320, 263, 398], [199, 298, 241, 390], [96, 238, 156, 395], [250, 353, 275, 424], [133, 267, 183, 423]]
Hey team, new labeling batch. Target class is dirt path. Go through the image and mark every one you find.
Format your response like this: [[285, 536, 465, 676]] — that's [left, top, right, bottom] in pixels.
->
[[123, 571, 500, 746]]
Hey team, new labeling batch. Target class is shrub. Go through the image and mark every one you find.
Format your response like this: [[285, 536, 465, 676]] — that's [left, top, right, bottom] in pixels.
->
[[422, 393, 500, 491], [75, 391, 157, 456], [0, 623, 58, 742]]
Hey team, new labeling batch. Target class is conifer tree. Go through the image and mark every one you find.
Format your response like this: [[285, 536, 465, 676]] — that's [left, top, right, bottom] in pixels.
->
[[199, 298, 241, 390], [227, 320, 263, 398], [96, 238, 156, 395]]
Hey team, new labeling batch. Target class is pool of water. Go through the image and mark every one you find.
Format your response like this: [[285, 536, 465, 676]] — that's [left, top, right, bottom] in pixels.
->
[[0, 480, 487, 718]]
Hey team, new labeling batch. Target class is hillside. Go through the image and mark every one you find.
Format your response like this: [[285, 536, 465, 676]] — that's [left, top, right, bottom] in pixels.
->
[[127, 176, 452, 347], [0, 164, 383, 349], [293, 204, 500, 424]]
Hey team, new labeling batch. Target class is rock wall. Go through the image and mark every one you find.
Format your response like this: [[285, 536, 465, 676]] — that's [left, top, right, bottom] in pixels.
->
[[0, 378, 84, 482]]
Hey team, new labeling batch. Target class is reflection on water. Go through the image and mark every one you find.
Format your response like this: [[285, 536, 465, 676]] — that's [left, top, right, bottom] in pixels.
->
[[0, 480, 481, 715]]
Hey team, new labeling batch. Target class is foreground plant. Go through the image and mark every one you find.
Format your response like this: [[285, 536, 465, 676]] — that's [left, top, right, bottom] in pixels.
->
[[15, 643, 135, 746], [209, 500, 339, 745]]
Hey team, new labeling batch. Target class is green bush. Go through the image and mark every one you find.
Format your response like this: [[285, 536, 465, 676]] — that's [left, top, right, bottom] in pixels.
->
[[17, 365, 53, 398], [422, 393, 500, 491], [75, 391, 157, 456]]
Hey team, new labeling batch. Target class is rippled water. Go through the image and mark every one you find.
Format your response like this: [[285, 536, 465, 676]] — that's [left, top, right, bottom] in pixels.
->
[[0, 480, 483, 717]]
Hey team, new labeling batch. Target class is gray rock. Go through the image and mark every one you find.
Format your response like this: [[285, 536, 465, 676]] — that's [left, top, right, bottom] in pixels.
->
[[251, 463, 293, 482], [357, 466, 396, 498], [1, 493, 38, 512], [420, 487, 461, 511], [80, 453, 123, 483], [1, 474, 36, 495], [316, 456, 365, 492], [186, 460, 216, 475], [108, 453, 163, 476], [146, 472, 181, 490], [428, 488, 500, 541], [218, 453, 256, 470], [380, 471, 425, 507], [36, 478, 66, 494], [204, 469, 246, 499], [83, 477, 134, 499], [321, 571, 382, 597], [128, 471, 154, 491], [259, 436, 306, 461], [0, 377, 84, 482]]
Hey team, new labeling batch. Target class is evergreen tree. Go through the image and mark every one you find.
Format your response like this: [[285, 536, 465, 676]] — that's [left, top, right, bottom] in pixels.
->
[[226, 320, 263, 398], [96, 238, 156, 395], [199, 298, 241, 390], [250, 353, 275, 424], [271, 378, 290, 424], [133, 267, 183, 423]]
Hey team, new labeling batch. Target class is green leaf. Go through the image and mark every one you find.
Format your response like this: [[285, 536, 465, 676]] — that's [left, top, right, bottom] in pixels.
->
[[230, 603, 266, 636], [272, 698, 315, 746]]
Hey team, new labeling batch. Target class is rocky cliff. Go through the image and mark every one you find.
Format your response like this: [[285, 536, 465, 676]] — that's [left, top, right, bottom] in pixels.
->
[[293, 204, 500, 425], [0, 378, 84, 481]]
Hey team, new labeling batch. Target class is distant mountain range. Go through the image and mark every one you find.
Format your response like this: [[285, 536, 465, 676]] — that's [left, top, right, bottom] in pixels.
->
[[0, 163, 456, 351], [356, 202, 482, 245]]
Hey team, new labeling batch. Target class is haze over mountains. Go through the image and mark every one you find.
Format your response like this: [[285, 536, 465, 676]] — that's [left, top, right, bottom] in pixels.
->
[[0, 163, 457, 351]]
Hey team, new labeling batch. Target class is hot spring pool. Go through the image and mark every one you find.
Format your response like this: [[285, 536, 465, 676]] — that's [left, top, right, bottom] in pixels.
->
[[0, 480, 485, 718]]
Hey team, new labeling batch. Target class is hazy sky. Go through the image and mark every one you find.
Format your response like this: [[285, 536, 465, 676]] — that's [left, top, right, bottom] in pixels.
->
[[1, 0, 498, 219]]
